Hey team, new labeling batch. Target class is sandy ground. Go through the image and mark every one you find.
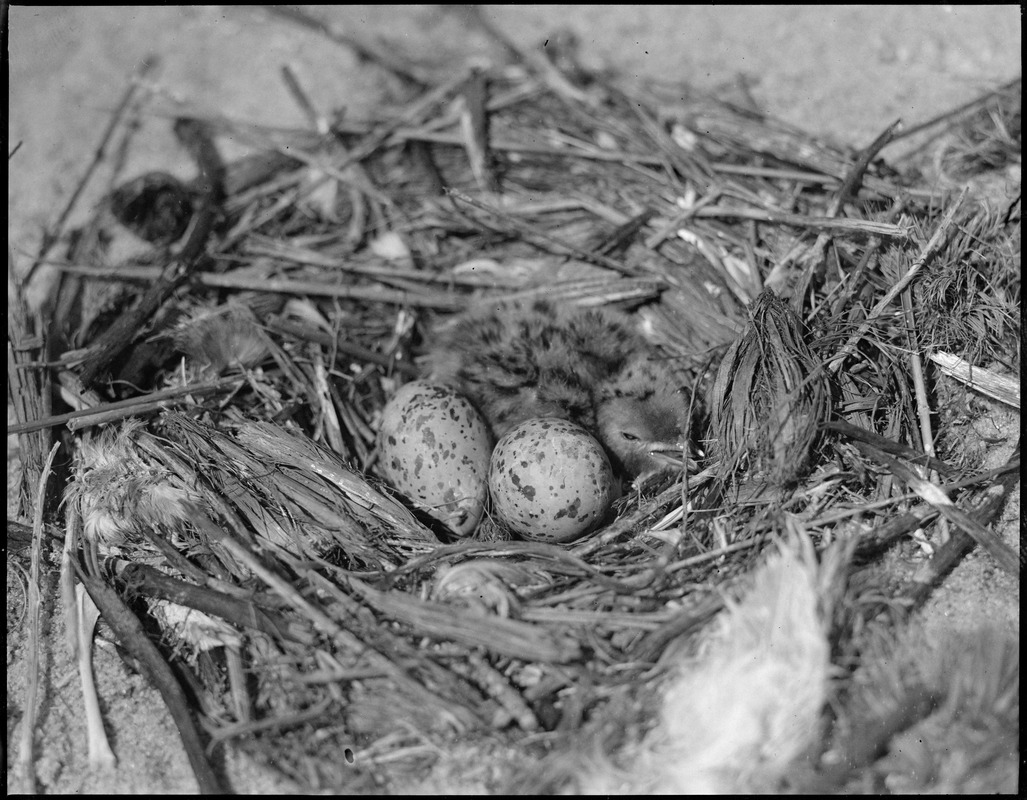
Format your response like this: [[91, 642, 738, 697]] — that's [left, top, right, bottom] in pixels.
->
[[7, 5, 1021, 793]]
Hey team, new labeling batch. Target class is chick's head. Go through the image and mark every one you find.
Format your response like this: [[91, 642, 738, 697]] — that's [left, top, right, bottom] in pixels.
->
[[595, 353, 700, 478], [596, 392, 690, 479]]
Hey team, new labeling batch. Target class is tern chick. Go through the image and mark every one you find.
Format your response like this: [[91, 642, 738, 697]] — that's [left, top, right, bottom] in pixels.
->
[[425, 299, 692, 479]]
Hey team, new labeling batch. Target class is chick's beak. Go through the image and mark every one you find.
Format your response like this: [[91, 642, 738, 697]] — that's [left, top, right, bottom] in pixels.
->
[[646, 441, 700, 472]]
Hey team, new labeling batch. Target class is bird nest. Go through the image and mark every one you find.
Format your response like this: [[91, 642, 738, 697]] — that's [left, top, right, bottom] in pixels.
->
[[8, 36, 1020, 793]]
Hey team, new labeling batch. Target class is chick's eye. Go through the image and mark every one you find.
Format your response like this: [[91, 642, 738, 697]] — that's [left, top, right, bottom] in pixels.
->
[[621, 431, 639, 442]]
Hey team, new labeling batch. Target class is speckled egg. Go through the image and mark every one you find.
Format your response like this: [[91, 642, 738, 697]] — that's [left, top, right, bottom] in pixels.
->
[[488, 418, 614, 543], [378, 381, 491, 537]]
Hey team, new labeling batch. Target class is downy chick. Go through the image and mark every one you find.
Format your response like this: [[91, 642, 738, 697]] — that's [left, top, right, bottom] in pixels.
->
[[425, 299, 694, 480]]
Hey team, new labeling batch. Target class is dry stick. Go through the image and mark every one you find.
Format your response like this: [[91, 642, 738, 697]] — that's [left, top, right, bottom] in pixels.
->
[[67, 398, 218, 433], [495, 277, 667, 308], [8, 249, 54, 509], [71, 562, 227, 794], [520, 606, 670, 629], [78, 118, 225, 388], [831, 119, 903, 214], [833, 443, 1024, 655], [210, 73, 461, 224], [459, 68, 501, 194], [239, 239, 501, 286], [174, 99, 936, 204], [591, 207, 657, 256], [887, 77, 1022, 155], [899, 284, 942, 555], [395, 123, 922, 199], [61, 505, 83, 659], [6, 377, 241, 435], [280, 63, 329, 135], [346, 576, 582, 663], [666, 536, 765, 572], [207, 699, 335, 743], [694, 206, 908, 237], [389, 121, 812, 169], [329, 68, 476, 176], [264, 131, 394, 207], [827, 198, 906, 319], [202, 270, 465, 309], [75, 585, 117, 770], [855, 445, 1019, 576], [453, 651, 540, 732], [786, 119, 903, 309], [13, 442, 60, 794], [115, 562, 313, 645], [823, 420, 957, 477], [166, 105, 924, 197], [260, 4, 433, 87], [446, 189, 642, 277], [460, 4, 594, 105], [266, 318, 419, 377], [160, 69, 474, 180], [276, 63, 388, 244], [908, 440, 1021, 602], [929, 351, 1020, 410], [300, 569, 490, 726], [937, 460, 1020, 492], [631, 595, 725, 665], [61, 472, 114, 771], [610, 80, 714, 195], [22, 56, 160, 285], [380, 76, 541, 146], [212, 535, 476, 725], [826, 189, 968, 375]]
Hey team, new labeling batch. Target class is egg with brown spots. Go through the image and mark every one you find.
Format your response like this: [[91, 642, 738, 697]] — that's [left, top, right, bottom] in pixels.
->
[[378, 381, 491, 537], [488, 418, 614, 543]]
